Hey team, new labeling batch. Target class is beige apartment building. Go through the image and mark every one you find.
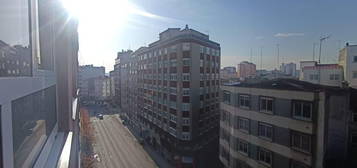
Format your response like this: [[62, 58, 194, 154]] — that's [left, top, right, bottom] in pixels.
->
[[237, 61, 256, 79], [118, 26, 221, 168]]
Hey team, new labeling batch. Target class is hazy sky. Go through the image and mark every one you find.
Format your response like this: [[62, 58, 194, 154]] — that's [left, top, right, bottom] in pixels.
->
[[76, 0, 357, 72]]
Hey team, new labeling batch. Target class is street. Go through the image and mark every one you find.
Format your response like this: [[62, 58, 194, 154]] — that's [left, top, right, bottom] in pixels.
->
[[88, 105, 157, 168]]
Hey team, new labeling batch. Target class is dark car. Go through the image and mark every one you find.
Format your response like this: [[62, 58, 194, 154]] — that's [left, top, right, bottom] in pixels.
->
[[97, 113, 104, 120]]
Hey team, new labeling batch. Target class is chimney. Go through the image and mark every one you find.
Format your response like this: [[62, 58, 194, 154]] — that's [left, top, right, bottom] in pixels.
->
[[185, 24, 189, 29]]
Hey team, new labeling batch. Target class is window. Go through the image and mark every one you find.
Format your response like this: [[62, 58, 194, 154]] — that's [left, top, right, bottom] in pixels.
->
[[238, 140, 249, 155], [183, 88, 190, 96], [238, 117, 249, 132], [353, 56, 357, 62], [258, 148, 272, 166], [183, 59, 191, 66], [291, 131, 311, 153], [353, 71, 357, 79], [239, 95, 250, 108], [183, 51, 191, 58], [182, 74, 190, 81], [292, 101, 312, 121], [0, 0, 32, 77], [260, 97, 273, 113], [290, 160, 309, 168], [182, 42, 190, 51], [258, 123, 273, 140], [180, 81, 190, 88], [182, 103, 190, 111], [182, 126, 190, 132], [352, 134, 357, 145], [329, 74, 340, 80], [223, 91, 231, 104], [309, 74, 319, 80], [12, 86, 57, 167]]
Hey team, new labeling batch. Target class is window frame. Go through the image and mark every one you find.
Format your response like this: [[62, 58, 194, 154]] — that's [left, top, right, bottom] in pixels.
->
[[291, 131, 312, 154], [292, 100, 313, 121], [259, 96, 274, 114], [237, 139, 249, 156], [239, 94, 251, 109], [238, 117, 250, 133], [258, 122, 273, 141], [223, 91, 231, 104], [258, 148, 272, 167]]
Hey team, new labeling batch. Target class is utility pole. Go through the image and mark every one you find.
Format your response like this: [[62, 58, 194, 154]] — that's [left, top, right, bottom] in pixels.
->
[[277, 44, 280, 69], [260, 47, 263, 70], [318, 35, 330, 63], [313, 43, 317, 61], [250, 48, 253, 63]]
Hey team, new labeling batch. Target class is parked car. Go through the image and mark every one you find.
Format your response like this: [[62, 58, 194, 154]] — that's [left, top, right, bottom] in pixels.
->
[[97, 113, 104, 120]]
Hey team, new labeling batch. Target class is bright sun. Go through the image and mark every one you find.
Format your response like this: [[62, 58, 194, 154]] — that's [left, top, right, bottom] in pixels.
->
[[61, 0, 133, 24]]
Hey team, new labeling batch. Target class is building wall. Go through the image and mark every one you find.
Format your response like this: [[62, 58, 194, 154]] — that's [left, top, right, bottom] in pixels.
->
[[118, 27, 221, 167], [0, 0, 79, 167], [219, 85, 354, 168], [237, 62, 256, 79], [339, 45, 357, 88], [301, 65, 343, 87]]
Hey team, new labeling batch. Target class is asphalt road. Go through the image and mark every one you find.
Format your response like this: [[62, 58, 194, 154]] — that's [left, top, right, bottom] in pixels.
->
[[90, 106, 157, 168]]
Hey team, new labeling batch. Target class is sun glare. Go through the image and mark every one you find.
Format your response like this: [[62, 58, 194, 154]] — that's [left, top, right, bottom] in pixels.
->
[[61, 0, 133, 23]]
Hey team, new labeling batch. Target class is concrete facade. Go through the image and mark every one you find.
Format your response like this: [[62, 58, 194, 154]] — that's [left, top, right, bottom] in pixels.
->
[[300, 61, 343, 87], [339, 44, 357, 88], [237, 61, 256, 79], [117, 26, 221, 168], [219, 79, 357, 168]]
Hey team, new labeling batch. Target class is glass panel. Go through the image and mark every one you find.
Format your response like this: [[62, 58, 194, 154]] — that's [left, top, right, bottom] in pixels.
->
[[294, 103, 302, 117], [0, 0, 32, 77], [12, 86, 57, 168], [303, 103, 311, 119]]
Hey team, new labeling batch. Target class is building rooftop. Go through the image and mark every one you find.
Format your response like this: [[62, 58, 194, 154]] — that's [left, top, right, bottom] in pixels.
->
[[224, 78, 350, 92], [302, 64, 342, 70]]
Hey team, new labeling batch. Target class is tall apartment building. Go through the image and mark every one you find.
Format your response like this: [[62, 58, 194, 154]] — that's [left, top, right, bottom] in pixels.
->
[[109, 70, 116, 97], [119, 26, 221, 167], [113, 50, 133, 107], [78, 64, 105, 98], [280, 62, 297, 78], [339, 43, 357, 88], [219, 79, 357, 168], [0, 0, 80, 167], [300, 61, 343, 87], [237, 61, 256, 79]]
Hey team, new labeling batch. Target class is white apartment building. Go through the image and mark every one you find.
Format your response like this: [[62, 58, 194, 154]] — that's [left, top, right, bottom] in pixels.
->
[[300, 61, 343, 87], [280, 62, 297, 77], [339, 43, 357, 88]]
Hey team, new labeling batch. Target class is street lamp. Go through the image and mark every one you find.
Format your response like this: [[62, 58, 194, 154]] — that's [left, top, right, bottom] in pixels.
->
[[318, 35, 331, 63]]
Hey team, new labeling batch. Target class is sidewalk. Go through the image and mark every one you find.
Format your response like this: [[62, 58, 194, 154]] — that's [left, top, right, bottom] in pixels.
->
[[118, 117, 173, 168]]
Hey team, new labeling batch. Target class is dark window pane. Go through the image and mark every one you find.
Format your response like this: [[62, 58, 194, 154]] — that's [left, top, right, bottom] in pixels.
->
[[12, 86, 57, 167]]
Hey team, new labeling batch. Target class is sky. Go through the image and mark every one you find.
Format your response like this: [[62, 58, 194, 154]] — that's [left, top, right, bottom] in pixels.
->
[[74, 0, 357, 72]]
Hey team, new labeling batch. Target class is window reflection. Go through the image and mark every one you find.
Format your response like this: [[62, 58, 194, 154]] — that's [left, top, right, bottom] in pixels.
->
[[12, 86, 57, 168], [0, 0, 31, 77]]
